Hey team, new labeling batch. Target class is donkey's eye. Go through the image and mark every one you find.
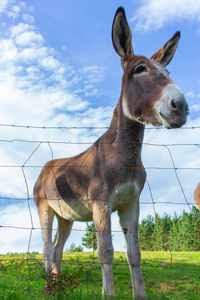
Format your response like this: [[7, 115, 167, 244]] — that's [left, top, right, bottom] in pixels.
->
[[134, 65, 148, 74]]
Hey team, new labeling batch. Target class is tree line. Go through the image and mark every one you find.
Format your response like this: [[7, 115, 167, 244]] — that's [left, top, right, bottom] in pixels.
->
[[66, 206, 200, 252], [139, 206, 200, 251]]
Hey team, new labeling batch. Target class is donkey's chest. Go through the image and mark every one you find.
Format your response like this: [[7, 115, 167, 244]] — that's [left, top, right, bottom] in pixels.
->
[[110, 180, 141, 211]]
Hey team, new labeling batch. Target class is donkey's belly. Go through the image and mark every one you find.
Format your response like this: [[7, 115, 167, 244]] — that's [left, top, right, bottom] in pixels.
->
[[110, 180, 141, 211], [48, 197, 92, 222]]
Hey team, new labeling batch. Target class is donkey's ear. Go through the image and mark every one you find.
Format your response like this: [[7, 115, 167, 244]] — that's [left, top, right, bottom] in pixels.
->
[[151, 31, 180, 67], [112, 7, 134, 65]]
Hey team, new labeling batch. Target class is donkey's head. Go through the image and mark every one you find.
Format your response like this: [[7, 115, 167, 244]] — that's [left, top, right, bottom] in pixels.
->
[[112, 7, 189, 129]]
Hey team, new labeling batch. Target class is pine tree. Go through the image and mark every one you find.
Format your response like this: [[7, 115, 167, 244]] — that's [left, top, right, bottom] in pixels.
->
[[152, 215, 165, 250], [82, 222, 97, 250], [139, 215, 155, 250], [191, 206, 200, 250], [169, 213, 181, 251]]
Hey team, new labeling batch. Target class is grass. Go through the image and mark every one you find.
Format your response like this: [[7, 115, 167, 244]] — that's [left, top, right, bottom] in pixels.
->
[[0, 251, 199, 299]]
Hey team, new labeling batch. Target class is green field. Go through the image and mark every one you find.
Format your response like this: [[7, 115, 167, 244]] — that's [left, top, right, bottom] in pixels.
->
[[0, 251, 199, 299]]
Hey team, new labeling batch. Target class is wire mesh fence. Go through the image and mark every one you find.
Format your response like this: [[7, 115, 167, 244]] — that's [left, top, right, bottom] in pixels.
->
[[0, 123, 200, 299]]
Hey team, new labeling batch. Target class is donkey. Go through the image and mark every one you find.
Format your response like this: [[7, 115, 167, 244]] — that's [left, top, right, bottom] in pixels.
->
[[34, 7, 188, 299], [194, 182, 200, 210]]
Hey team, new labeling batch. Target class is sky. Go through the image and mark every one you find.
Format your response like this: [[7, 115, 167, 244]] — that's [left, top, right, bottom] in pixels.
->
[[0, 0, 200, 254]]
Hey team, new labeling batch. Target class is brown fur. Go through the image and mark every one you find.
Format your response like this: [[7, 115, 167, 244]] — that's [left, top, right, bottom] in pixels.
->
[[194, 182, 200, 210], [34, 7, 188, 299]]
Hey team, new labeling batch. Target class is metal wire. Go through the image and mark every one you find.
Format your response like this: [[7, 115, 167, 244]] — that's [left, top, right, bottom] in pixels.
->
[[0, 123, 199, 130], [0, 125, 199, 298], [0, 137, 199, 146]]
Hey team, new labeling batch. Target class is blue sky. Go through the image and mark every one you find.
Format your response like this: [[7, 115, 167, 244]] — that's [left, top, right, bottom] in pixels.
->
[[0, 0, 200, 253]]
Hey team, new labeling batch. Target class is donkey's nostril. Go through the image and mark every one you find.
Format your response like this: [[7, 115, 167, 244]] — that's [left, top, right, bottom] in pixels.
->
[[168, 96, 189, 123], [171, 99, 177, 110], [169, 97, 188, 115]]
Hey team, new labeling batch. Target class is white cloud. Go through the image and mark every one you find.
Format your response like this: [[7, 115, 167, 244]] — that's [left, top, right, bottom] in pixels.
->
[[81, 65, 104, 83], [0, 0, 110, 209], [7, 4, 21, 19], [0, 0, 199, 255], [11, 22, 34, 37], [140, 119, 200, 220], [15, 30, 44, 47], [0, 204, 42, 253], [40, 56, 61, 71], [0, 0, 9, 14], [22, 14, 34, 23], [132, 0, 200, 30], [79, 65, 105, 97], [186, 91, 196, 98], [191, 104, 200, 112], [0, 203, 125, 254]]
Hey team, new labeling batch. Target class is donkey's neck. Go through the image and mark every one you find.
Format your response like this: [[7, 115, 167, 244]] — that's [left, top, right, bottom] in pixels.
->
[[108, 98, 145, 151], [98, 97, 145, 171]]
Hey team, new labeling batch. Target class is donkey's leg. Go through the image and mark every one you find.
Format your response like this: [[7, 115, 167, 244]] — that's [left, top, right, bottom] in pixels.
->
[[38, 204, 55, 274], [93, 203, 115, 296], [118, 200, 147, 299], [52, 215, 73, 274]]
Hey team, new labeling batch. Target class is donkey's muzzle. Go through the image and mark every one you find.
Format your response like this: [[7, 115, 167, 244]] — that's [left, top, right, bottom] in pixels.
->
[[159, 84, 189, 129], [168, 96, 189, 127]]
